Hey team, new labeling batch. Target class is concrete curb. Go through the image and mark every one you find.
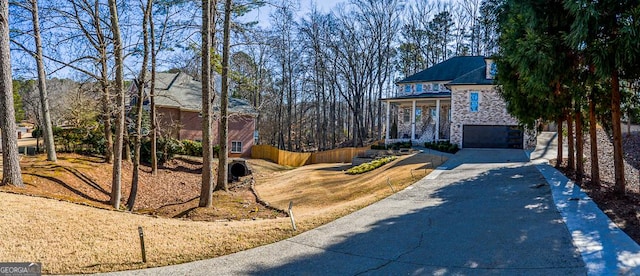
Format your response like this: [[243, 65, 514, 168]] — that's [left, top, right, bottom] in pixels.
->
[[527, 131, 640, 274], [536, 163, 640, 275]]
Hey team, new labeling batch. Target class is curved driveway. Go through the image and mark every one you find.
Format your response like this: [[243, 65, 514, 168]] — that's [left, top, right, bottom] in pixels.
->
[[105, 148, 597, 275]]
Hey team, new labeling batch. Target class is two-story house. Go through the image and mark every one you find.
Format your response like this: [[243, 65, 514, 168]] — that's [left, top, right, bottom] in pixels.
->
[[381, 56, 535, 149]]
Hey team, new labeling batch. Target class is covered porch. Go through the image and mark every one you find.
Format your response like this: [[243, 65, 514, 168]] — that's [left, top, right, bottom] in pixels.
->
[[382, 95, 451, 145]]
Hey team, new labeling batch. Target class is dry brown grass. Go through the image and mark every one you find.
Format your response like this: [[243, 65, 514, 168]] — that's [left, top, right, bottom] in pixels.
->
[[254, 153, 444, 217], [0, 152, 445, 274]]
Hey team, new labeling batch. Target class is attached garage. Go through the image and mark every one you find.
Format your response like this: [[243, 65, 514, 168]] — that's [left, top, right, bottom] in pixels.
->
[[462, 125, 523, 149]]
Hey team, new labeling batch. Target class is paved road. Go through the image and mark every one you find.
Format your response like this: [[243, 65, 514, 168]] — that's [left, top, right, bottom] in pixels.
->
[[104, 149, 588, 275]]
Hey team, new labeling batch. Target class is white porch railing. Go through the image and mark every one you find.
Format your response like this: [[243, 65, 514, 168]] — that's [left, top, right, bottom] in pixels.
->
[[385, 137, 450, 146]]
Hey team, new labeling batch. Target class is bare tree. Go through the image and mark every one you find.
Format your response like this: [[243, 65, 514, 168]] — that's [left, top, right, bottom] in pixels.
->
[[126, 0, 152, 211], [199, 0, 215, 207], [44, 0, 115, 163], [28, 0, 56, 161], [0, 0, 23, 187], [108, 0, 125, 209], [147, 0, 188, 175], [149, 1, 157, 175], [216, 0, 232, 192]]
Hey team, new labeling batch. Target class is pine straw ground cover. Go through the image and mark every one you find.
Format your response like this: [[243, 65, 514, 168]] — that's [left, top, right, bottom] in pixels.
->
[[0, 152, 445, 274]]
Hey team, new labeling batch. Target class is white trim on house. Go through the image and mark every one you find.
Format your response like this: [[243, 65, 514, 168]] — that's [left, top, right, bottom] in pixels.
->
[[231, 141, 242, 153], [382, 97, 451, 145]]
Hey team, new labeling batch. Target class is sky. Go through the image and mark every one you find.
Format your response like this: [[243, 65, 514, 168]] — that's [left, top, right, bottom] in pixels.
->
[[240, 0, 345, 27]]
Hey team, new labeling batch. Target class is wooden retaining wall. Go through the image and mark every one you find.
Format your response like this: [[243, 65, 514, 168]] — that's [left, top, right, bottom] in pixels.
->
[[251, 145, 370, 167]]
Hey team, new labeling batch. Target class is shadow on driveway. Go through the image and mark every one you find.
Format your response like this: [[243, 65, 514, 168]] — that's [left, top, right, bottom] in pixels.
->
[[242, 155, 585, 275]]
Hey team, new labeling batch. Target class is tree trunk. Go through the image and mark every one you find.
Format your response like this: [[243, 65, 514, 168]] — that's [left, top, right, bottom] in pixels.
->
[[101, 82, 113, 163], [589, 90, 600, 186], [150, 4, 158, 175], [575, 109, 584, 183], [30, 0, 56, 162], [556, 117, 563, 168], [611, 70, 626, 195], [216, 0, 232, 192], [108, 0, 125, 209], [123, 135, 131, 162], [567, 112, 575, 172], [199, 0, 215, 207], [627, 111, 631, 137], [127, 0, 152, 211], [0, 0, 24, 187]]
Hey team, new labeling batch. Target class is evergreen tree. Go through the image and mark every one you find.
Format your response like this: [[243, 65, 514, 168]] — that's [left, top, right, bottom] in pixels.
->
[[495, 0, 578, 168], [565, 0, 640, 194]]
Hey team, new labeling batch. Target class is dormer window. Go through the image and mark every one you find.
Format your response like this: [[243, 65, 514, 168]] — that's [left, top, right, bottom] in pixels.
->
[[416, 83, 423, 93], [485, 58, 497, 79], [404, 84, 411, 94]]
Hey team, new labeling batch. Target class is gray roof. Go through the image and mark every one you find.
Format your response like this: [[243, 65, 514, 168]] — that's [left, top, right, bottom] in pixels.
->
[[448, 67, 495, 85], [150, 72, 258, 116], [397, 56, 487, 83]]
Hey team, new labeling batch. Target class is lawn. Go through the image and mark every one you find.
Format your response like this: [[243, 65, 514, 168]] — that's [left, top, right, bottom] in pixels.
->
[[0, 152, 446, 274]]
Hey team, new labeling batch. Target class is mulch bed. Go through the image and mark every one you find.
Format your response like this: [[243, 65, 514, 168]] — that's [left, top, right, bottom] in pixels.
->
[[2, 154, 280, 221], [551, 128, 640, 244]]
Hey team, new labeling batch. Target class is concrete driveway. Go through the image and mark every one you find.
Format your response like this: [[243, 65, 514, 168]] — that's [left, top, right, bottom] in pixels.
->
[[104, 148, 590, 275]]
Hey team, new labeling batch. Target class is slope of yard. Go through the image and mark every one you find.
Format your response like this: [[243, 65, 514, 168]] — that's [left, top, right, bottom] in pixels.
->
[[0, 152, 445, 274], [255, 153, 444, 217]]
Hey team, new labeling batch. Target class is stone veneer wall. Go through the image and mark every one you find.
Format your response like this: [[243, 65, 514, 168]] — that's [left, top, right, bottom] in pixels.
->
[[450, 86, 536, 149], [395, 104, 451, 144]]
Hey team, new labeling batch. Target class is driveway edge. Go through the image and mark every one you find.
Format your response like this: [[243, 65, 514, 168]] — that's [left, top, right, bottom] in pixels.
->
[[536, 163, 640, 275]]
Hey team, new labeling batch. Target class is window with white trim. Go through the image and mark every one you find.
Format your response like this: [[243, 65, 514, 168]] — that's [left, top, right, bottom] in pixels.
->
[[416, 83, 423, 93], [403, 108, 411, 123], [231, 141, 242, 153], [432, 83, 440, 92], [404, 84, 411, 94]]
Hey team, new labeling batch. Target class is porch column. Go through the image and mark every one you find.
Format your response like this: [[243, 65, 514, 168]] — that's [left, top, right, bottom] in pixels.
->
[[435, 99, 441, 141], [411, 100, 416, 140], [385, 101, 391, 142]]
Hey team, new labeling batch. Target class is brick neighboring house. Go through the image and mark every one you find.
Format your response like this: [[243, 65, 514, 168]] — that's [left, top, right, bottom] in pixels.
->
[[131, 71, 258, 158], [381, 56, 536, 149]]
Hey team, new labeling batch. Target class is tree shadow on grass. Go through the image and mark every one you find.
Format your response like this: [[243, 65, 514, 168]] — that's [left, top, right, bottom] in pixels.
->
[[25, 173, 109, 204], [170, 165, 202, 175], [27, 164, 109, 195], [173, 206, 198, 219], [316, 164, 351, 172], [389, 154, 444, 171]]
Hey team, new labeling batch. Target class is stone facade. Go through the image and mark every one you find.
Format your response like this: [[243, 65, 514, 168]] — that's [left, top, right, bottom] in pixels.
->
[[450, 85, 536, 149]]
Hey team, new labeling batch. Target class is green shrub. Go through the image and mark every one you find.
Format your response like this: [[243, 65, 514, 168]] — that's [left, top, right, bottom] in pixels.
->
[[424, 141, 459, 154], [181, 140, 203, 156], [213, 145, 220, 158], [371, 144, 387, 150], [346, 156, 397, 175], [141, 137, 183, 165], [52, 126, 105, 154], [31, 127, 42, 138]]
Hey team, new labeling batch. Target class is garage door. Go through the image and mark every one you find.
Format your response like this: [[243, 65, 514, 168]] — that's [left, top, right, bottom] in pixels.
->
[[462, 125, 523, 149]]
